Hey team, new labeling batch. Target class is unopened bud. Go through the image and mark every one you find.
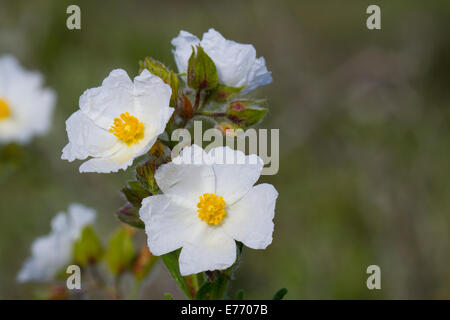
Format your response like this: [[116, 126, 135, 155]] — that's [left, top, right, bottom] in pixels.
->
[[177, 92, 194, 120], [215, 120, 242, 136], [187, 45, 218, 91], [226, 100, 268, 127]]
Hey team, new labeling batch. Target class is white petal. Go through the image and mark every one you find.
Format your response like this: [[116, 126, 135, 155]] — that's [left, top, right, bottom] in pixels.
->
[[0, 55, 56, 144], [223, 183, 278, 249], [200, 28, 256, 88], [78, 151, 135, 173], [62, 68, 174, 173], [79, 69, 134, 129], [133, 69, 174, 134], [208, 146, 264, 204], [17, 236, 61, 282], [61, 110, 118, 161], [0, 55, 43, 96], [171, 30, 200, 75], [17, 257, 44, 282], [17, 233, 72, 283], [67, 203, 96, 238], [179, 230, 236, 275], [27, 87, 56, 136], [242, 56, 272, 94], [139, 195, 201, 256], [50, 212, 69, 233], [17, 204, 96, 283], [155, 145, 215, 208]]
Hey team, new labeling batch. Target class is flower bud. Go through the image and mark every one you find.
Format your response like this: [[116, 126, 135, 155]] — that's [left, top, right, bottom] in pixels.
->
[[105, 228, 136, 276], [177, 92, 194, 120], [226, 100, 268, 127], [116, 202, 145, 229], [187, 45, 218, 91], [73, 226, 103, 266], [215, 120, 242, 136]]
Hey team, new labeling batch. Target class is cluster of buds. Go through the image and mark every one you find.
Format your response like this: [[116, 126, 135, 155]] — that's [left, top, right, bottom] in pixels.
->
[[139, 45, 269, 135]]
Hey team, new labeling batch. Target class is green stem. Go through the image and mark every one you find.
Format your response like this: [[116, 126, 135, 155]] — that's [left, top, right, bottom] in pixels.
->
[[128, 278, 142, 300], [162, 251, 193, 299], [190, 273, 200, 293], [211, 271, 230, 299], [193, 90, 202, 111]]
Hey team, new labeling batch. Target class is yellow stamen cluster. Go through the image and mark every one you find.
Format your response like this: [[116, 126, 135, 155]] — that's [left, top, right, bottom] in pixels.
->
[[197, 193, 227, 226], [109, 112, 144, 145], [0, 98, 11, 120]]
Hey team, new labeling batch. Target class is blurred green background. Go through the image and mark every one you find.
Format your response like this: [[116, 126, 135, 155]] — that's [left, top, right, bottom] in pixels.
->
[[1, 0, 449, 299]]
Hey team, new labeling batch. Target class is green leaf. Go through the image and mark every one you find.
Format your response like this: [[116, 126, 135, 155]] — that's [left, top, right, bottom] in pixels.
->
[[139, 57, 170, 82], [187, 45, 218, 91], [105, 228, 136, 276], [161, 250, 193, 299], [136, 161, 158, 194], [73, 226, 103, 266], [164, 292, 174, 300], [116, 203, 145, 229], [121, 186, 142, 208], [272, 288, 288, 300], [235, 289, 245, 300], [209, 84, 243, 102], [168, 71, 179, 107], [195, 282, 213, 300], [121, 181, 151, 208], [226, 100, 268, 127], [128, 181, 150, 200], [210, 271, 230, 299]]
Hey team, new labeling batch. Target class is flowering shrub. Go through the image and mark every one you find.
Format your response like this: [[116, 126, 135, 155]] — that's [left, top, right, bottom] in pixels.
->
[[18, 28, 282, 300]]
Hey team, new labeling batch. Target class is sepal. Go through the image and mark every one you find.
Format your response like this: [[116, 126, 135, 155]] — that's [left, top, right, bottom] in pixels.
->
[[187, 46, 218, 91]]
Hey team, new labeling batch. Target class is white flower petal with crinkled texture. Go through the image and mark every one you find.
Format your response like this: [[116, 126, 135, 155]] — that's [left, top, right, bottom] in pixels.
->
[[155, 144, 215, 208], [179, 231, 236, 276], [0, 55, 56, 144], [222, 183, 277, 250], [139, 145, 278, 276], [62, 69, 174, 173], [171, 28, 272, 94], [17, 204, 96, 283]]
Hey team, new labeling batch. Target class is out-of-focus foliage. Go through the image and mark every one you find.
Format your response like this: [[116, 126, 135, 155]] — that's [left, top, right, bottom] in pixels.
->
[[0, 0, 449, 299]]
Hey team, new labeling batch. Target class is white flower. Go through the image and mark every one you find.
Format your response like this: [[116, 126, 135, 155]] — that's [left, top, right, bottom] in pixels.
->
[[17, 204, 96, 283], [171, 28, 272, 94], [61, 69, 174, 173], [139, 145, 278, 276], [0, 55, 55, 144]]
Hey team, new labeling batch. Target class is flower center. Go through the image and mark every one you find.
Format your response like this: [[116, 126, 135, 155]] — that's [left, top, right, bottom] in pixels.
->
[[109, 112, 144, 145], [197, 193, 226, 226], [0, 98, 11, 120]]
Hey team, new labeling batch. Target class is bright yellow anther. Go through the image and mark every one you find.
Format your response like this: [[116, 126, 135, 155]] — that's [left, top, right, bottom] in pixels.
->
[[0, 98, 11, 120], [197, 193, 226, 226], [109, 112, 144, 145]]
